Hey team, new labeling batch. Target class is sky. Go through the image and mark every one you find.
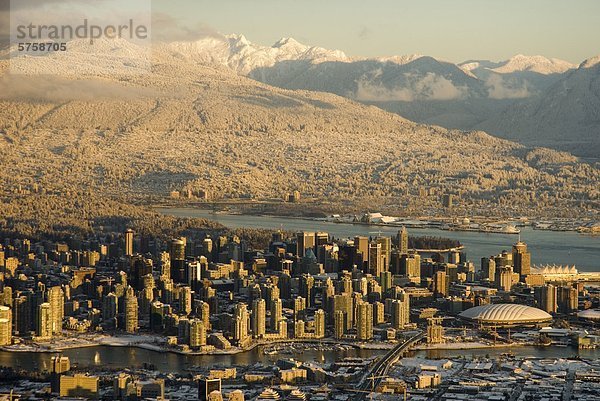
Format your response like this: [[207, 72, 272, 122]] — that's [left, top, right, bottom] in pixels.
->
[[153, 0, 600, 63]]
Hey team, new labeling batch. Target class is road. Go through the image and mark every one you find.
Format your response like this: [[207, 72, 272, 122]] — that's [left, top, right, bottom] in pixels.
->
[[354, 331, 425, 400]]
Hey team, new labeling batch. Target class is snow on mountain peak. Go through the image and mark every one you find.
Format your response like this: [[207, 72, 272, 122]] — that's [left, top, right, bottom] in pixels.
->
[[273, 37, 303, 48], [579, 55, 600, 69], [492, 54, 574, 74], [164, 34, 347, 74]]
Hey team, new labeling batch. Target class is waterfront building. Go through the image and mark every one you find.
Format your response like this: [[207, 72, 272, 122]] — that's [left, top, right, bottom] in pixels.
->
[[459, 304, 552, 328], [0, 308, 10, 345], [233, 303, 250, 345], [37, 302, 52, 338], [190, 318, 207, 348], [427, 317, 444, 344], [13, 295, 31, 335], [47, 286, 64, 334], [314, 309, 326, 338], [124, 286, 138, 334]]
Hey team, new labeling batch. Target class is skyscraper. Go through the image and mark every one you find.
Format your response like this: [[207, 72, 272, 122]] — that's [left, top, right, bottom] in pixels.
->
[[380, 270, 393, 293], [170, 238, 186, 283], [37, 302, 52, 338], [433, 271, 448, 298], [535, 284, 557, 314], [102, 293, 118, 323], [390, 292, 410, 330], [495, 266, 514, 292], [375, 236, 391, 270], [299, 274, 315, 307], [314, 309, 326, 339], [198, 300, 211, 330], [0, 305, 11, 346], [557, 285, 578, 314], [368, 243, 383, 276], [47, 286, 64, 334], [334, 310, 345, 340], [251, 298, 266, 339], [512, 240, 531, 279], [354, 236, 369, 269], [398, 227, 409, 254], [481, 257, 496, 282], [190, 319, 207, 348], [124, 286, 138, 334], [296, 232, 315, 257], [332, 293, 353, 330], [233, 303, 250, 345], [356, 302, 373, 341], [270, 298, 283, 333], [124, 228, 134, 256]]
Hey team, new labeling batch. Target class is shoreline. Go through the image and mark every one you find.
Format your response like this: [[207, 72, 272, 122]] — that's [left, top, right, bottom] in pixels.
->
[[2, 336, 538, 356], [0, 335, 395, 356], [152, 205, 598, 236]]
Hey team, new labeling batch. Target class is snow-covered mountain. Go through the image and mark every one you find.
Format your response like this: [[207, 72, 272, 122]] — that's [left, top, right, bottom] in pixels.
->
[[3, 33, 597, 157], [461, 54, 574, 75], [476, 56, 600, 157], [162, 34, 349, 75]]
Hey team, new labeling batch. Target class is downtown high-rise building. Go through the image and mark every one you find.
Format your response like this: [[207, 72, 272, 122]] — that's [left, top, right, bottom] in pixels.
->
[[433, 271, 448, 297], [512, 240, 531, 279], [368, 243, 383, 277], [296, 232, 315, 257], [47, 286, 64, 334], [124, 228, 134, 256], [251, 298, 266, 339], [397, 227, 409, 254], [535, 284, 557, 313], [170, 238, 186, 283], [233, 303, 250, 345], [0, 305, 11, 345], [390, 292, 410, 330], [124, 286, 138, 334], [334, 310, 345, 340], [314, 309, 326, 338], [190, 318, 207, 348], [37, 302, 52, 338], [270, 298, 283, 333], [356, 302, 373, 341]]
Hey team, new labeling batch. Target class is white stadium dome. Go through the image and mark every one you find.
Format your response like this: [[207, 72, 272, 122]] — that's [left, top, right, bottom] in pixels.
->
[[459, 304, 552, 327]]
